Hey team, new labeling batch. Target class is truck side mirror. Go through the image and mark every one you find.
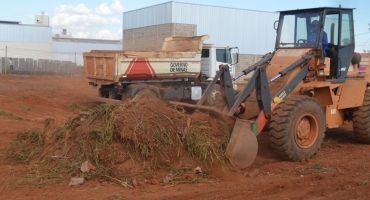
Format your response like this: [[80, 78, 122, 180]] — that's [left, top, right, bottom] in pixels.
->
[[274, 20, 279, 32], [229, 47, 239, 65], [234, 53, 239, 65]]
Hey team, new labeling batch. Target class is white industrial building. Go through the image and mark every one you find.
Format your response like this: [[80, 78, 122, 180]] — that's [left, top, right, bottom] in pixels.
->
[[0, 20, 52, 60], [121, 1, 279, 83], [52, 36, 121, 66], [0, 16, 122, 74], [0, 1, 279, 76], [122, 1, 279, 54]]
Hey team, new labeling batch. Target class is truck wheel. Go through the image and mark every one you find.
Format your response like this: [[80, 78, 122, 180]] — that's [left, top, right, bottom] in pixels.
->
[[269, 95, 325, 161], [353, 90, 370, 143], [134, 89, 157, 101], [205, 84, 226, 108], [98, 88, 108, 98]]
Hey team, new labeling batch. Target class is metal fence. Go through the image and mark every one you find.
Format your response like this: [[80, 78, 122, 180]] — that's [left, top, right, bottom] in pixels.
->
[[0, 57, 83, 76]]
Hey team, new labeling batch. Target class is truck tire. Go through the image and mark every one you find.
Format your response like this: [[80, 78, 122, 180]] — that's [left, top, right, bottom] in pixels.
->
[[269, 95, 325, 161], [205, 84, 226, 108], [134, 89, 157, 101], [98, 87, 108, 98], [353, 89, 370, 143]]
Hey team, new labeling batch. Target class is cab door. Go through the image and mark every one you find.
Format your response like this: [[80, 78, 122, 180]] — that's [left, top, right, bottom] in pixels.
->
[[336, 10, 355, 81], [324, 9, 354, 83]]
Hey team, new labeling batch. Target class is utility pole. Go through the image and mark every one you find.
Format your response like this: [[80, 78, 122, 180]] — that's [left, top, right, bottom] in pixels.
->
[[4, 46, 7, 74], [75, 52, 77, 76]]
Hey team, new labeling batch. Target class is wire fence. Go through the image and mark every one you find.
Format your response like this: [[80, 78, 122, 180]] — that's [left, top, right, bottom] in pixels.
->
[[0, 57, 83, 76]]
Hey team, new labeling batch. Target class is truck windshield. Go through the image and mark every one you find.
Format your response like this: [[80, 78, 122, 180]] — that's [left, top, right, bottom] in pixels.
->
[[277, 11, 322, 48], [216, 49, 232, 64]]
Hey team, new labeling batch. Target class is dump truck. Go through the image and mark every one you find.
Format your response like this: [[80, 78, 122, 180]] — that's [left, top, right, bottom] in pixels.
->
[[83, 35, 238, 104], [172, 7, 368, 169]]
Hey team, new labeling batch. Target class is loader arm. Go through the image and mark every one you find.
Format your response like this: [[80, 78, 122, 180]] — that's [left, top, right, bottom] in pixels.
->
[[170, 51, 314, 169], [231, 51, 315, 119], [171, 51, 315, 129], [253, 64, 310, 134]]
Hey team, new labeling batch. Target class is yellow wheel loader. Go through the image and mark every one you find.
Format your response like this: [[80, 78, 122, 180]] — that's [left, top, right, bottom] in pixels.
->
[[171, 7, 368, 169]]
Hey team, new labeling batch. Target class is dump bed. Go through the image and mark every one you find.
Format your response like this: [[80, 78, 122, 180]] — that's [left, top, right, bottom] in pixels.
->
[[84, 35, 209, 84]]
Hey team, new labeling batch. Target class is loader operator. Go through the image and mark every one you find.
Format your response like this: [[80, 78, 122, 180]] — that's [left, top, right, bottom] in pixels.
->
[[307, 20, 328, 51]]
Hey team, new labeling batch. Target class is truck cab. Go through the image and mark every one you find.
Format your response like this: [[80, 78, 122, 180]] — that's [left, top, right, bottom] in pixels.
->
[[200, 44, 239, 81]]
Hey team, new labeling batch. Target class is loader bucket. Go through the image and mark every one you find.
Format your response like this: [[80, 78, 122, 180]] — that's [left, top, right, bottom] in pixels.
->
[[227, 118, 258, 169], [169, 101, 258, 169]]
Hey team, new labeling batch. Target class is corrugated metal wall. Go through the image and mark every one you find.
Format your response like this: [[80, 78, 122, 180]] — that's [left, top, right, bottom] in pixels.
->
[[172, 2, 279, 55], [0, 24, 51, 43], [122, 2, 279, 55], [122, 2, 173, 30]]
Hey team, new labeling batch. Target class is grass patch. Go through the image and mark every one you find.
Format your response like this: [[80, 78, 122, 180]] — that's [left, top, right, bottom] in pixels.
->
[[51, 116, 81, 142], [4, 130, 45, 164], [111, 194, 125, 200], [323, 138, 338, 145], [0, 110, 24, 120], [69, 102, 80, 111], [20, 106, 32, 111], [185, 121, 229, 165], [299, 163, 332, 175]]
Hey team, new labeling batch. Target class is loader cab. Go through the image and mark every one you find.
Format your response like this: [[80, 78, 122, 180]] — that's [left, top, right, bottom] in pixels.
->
[[276, 7, 355, 83]]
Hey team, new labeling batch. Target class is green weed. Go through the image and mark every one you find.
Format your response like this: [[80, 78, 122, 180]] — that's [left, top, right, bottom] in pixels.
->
[[184, 122, 228, 165], [111, 194, 125, 200], [4, 130, 45, 164], [69, 102, 80, 111], [20, 106, 32, 111], [299, 163, 332, 175]]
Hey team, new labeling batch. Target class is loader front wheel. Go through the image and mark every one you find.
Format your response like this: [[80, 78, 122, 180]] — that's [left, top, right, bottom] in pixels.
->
[[353, 89, 370, 143], [269, 95, 325, 161]]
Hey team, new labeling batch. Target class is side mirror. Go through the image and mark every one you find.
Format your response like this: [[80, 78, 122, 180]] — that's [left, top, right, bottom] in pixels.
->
[[274, 20, 279, 31], [229, 47, 239, 65], [235, 53, 239, 65]]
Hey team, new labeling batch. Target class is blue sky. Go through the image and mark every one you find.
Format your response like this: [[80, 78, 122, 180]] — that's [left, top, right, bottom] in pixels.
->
[[1, 0, 369, 51]]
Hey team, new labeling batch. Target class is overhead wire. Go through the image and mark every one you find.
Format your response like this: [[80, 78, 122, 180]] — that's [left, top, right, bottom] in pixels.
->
[[355, 32, 370, 36], [356, 37, 370, 50]]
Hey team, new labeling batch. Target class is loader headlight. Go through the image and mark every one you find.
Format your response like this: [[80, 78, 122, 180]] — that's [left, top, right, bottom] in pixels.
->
[[318, 69, 325, 76]]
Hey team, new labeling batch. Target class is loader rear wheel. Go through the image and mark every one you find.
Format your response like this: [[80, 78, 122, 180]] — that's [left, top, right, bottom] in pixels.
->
[[134, 89, 157, 101], [269, 95, 325, 161], [353, 89, 370, 143]]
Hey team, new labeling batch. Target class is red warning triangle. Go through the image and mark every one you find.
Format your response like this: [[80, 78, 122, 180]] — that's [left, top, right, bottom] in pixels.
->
[[124, 58, 157, 80]]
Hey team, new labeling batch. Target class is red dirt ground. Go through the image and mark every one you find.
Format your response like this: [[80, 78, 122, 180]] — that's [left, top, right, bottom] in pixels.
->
[[1, 74, 370, 200]]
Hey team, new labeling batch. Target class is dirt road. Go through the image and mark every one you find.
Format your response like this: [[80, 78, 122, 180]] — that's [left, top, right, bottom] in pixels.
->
[[0, 74, 370, 200]]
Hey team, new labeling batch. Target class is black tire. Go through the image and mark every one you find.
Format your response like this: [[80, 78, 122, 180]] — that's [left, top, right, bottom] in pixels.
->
[[269, 95, 325, 161], [353, 90, 370, 143], [204, 84, 226, 108], [98, 87, 108, 98], [134, 89, 157, 101]]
